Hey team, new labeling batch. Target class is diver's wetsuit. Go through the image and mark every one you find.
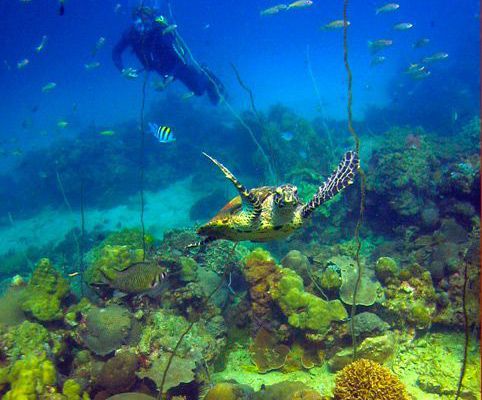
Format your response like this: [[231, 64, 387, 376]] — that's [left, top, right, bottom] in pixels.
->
[[112, 22, 223, 104]]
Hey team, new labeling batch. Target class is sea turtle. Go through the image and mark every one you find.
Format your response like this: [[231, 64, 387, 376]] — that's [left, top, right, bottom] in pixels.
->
[[194, 151, 359, 245]]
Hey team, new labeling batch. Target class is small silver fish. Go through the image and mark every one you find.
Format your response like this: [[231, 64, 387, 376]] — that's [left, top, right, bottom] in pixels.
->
[[376, 3, 399, 15], [85, 61, 101, 70], [35, 35, 48, 53], [260, 4, 287, 16], [42, 82, 57, 93], [368, 39, 393, 53], [287, 0, 313, 9], [17, 58, 29, 69], [422, 52, 448, 64], [91, 37, 106, 56], [163, 24, 178, 35], [321, 20, 350, 30], [393, 22, 413, 31]]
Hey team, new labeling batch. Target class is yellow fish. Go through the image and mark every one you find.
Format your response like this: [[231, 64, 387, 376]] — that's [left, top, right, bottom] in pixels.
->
[[99, 130, 115, 136], [57, 120, 69, 129], [17, 59, 29, 69], [260, 4, 287, 16], [35, 35, 48, 53]]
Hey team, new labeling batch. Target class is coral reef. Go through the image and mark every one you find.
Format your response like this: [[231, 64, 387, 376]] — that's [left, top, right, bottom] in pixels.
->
[[20, 258, 70, 321], [334, 358, 410, 400]]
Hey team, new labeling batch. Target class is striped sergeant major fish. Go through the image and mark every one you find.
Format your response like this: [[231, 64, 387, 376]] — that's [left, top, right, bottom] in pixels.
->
[[148, 123, 176, 143]]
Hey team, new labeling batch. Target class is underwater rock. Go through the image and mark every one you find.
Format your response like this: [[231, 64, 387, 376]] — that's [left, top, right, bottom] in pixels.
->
[[79, 305, 133, 356], [0, 287, 27, 327], [137, 354, 196, 392], [374, 257, 399, 284], [106, 394, 155, 400], [97, 351, 138, 393], [139, 309, 224, 364], [249, 327, 290, 373], [420, 205, 440, 228], [21, 258, 70, 321], [382, 264, 437, 329], [328, 256, 383, 307], [252, 381, 324, 400], [334, 358, 409, 400], [350, 312, 390, 339], [281, 250, 311, 284], [328, 332, 395, 371], [204, 382, 254, 400]]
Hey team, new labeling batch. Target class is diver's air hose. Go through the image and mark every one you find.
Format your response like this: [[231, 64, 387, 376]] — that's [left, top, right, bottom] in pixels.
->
[[342, 0, 367, 360]]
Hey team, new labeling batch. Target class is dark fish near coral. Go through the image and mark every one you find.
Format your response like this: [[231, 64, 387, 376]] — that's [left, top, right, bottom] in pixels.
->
[[100, 262, 167, 296]]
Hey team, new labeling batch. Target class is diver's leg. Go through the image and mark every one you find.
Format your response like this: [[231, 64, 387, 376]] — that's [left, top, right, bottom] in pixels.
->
[[174, 64, 222, 104]]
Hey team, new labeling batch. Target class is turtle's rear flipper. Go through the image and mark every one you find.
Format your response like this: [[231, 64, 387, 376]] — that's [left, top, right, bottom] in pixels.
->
[[301, 151, 359, 218], [202, 152, 262, 219]]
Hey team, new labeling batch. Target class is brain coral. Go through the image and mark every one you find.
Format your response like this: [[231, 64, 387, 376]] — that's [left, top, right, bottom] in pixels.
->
[[334, 359, 410, 400], [79, 305, 132, 356]]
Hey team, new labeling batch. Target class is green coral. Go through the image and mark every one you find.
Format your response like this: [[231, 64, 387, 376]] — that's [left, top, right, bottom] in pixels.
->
[[272, 267, 347, 335], [102, 228, 155, 249], [63, 379, 90, 400], [3, 353, 57, 400], [21, 258, 70, 321], [5, 321, 49, 360]]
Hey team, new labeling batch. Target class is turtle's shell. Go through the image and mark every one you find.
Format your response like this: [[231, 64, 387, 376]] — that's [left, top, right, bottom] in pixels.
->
[[197, 186, 304, 242]]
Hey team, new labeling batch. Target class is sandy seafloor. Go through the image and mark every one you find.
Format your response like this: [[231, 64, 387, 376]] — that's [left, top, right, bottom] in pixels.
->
[[0, 178, 203, 257], [214, 331, 481, 399]]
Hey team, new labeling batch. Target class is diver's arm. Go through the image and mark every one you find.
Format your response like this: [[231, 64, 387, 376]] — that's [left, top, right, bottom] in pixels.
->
[[112, 30, 131, 72]]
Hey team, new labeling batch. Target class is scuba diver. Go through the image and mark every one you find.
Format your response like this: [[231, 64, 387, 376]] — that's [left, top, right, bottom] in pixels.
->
[[112, 6, 225, 105]]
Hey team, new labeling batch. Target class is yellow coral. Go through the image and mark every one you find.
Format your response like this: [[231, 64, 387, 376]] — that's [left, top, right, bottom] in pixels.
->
[[334, 359, 410, 400]]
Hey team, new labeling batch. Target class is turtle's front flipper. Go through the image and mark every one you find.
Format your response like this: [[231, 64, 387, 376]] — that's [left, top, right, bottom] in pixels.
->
[[301, 151, 359, 218], [203, 152, 262, 218]]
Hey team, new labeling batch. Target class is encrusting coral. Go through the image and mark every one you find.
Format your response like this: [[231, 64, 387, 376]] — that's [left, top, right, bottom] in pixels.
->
[[334, 358, 410, 400], [20, 258, 70, 321]]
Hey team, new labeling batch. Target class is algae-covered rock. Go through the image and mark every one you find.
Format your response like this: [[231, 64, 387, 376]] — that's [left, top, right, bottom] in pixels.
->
[[21, 258, 70, 321], [252, 381, 324, 400], [97, 351, 138, 392], [272, 267, 347, 335], [106, 394, 155, 400], [375, 257, 399, 283], [329, 332, 395, 371], [350, 312, 390, 339], [281, 250, 311, 284], [79, 305, 133, 356], [139, 309, 223, 363], [204, 382, 254, 400], [5, 320, 49, 360]]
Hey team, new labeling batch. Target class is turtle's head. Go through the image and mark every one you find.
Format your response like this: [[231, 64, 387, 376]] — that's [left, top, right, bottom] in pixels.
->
[[273, 184, 300, 209]]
